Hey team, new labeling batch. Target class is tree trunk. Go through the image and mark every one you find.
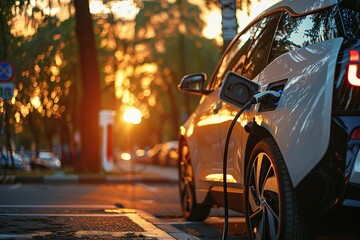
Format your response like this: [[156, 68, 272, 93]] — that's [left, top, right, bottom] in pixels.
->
[[220, 0, 238, 51], [74, 0, 101, 173]]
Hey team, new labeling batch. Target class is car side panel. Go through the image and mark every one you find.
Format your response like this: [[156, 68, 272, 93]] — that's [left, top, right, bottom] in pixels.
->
[[218, 104, 254, 188], [181, 89, 223, 202], [256, 38, 343, 187]]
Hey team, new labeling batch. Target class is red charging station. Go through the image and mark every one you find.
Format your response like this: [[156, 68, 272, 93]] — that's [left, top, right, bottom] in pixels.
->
[[99, 110, 115, 172]]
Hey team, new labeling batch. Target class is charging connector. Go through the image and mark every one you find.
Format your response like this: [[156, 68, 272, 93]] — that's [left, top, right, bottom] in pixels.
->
[[251, 90, 281, 104], [221, 90, 281, 240]]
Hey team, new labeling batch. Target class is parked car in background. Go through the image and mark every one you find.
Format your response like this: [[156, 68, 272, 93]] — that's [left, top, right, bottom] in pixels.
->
[[177, 0, 360, 239], [146, 143, 163, 165], [13, 153, 31, 171], [132, 148, 150, 164], [0, 152, 31, 172], [158, 141, 179, 167], [31, 151, 61, 170]]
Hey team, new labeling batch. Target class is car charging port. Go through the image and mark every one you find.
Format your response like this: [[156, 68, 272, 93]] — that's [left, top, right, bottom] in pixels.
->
[[259, 79, 287, 112]]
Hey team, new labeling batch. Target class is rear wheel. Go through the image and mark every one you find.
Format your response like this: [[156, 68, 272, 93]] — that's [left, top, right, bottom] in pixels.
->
[[178, 139, 210, 221], [245, 138, 309, 240]]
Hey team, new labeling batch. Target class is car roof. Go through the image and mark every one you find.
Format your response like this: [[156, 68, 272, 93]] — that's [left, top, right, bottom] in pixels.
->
[[220, 0, 340, 81], [261, 0, 338, 16]]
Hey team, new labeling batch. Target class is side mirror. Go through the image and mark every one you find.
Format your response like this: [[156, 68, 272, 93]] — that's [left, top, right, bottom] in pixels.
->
[[218, 71, 260, 108], [178, 73, 209, 95]]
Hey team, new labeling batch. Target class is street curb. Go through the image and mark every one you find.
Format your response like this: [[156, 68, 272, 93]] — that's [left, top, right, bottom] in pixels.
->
[[2, 174, 178, 184], [136, 210, 199, 240]]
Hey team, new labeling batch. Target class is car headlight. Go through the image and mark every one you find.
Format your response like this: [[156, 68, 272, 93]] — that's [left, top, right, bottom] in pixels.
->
[[55, 159, 61, 167]]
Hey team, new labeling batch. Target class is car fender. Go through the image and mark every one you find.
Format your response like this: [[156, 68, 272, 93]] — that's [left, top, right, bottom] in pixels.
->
[[255, 38, 343, 187]]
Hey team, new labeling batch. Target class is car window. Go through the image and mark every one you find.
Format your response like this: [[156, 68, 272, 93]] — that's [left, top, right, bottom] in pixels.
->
[[340, 5, 360, 38], [39, 152, 55, 159], [269, 8, 340, 63], [242, 12, 282, 80], [208, 23, 259, 90]]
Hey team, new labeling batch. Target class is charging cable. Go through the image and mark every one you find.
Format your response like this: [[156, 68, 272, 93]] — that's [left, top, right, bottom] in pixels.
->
[[221, 90, 281, 240]]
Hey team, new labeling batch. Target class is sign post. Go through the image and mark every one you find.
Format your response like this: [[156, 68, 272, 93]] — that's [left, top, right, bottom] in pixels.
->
[[0, 60, 15, 100]]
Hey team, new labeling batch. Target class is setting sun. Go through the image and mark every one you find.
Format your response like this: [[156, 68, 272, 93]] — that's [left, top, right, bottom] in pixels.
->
[[123, 106, 142, 125]]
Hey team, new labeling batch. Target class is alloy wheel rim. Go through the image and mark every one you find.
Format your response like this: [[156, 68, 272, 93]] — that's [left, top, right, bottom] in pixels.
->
[[179, 145, 194, 215], [247, 152, 280, 240]]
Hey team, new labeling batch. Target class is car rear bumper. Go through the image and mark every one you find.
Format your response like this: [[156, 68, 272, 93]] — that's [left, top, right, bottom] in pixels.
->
[[344, 147, 360, 207], [335, 116, 360, 205], [295, 116, 360, 217]]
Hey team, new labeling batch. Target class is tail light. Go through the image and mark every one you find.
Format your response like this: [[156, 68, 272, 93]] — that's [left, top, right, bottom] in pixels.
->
[[351, 127, 360, 140], [347, 49, 360, 87]]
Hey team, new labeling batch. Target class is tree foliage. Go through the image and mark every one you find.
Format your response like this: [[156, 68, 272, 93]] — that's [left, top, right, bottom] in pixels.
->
[[1, 1, 80, 164], [96, 0, 221, 145], [1, 0, 224, 164]]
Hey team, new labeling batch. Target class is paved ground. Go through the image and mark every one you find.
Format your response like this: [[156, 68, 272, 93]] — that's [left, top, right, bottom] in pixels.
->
[[0, 164, 197, 240], [0, 205, 196, 239], [3, 163, 359, 239]]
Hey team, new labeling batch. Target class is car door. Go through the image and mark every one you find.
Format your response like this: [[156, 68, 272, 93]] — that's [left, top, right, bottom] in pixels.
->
[[200, 21, 259, 186], [218, 12, 282, 188], [186, 87, 223, 188]]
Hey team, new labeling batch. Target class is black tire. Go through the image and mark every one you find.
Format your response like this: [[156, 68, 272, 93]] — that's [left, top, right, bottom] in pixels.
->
[[245, 138, 310, 240], [178, 139, 210, 221]]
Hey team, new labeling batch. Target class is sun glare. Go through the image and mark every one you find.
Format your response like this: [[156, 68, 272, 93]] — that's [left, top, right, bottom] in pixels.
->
[[110, 1, 139, 21], [89, 0, 139, 20], [203, 8, 222, 39], [237, 0, 281, 31], [199, 0, 281, 40], [89, 1, 107, 14], [123, 106, 142, 125]]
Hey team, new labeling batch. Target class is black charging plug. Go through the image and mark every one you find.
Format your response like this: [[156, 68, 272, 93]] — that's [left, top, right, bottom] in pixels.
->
[[251, 90, 281, 104]]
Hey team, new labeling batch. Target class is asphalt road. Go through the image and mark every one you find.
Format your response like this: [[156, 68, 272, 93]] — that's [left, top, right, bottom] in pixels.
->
[[1, 182, 360, 239], [0, 205, 179, 239], [0, 182, 184, 239]]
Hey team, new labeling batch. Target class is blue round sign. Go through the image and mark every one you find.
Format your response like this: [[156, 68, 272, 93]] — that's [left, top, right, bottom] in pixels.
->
[[0, 60, 15, 82]]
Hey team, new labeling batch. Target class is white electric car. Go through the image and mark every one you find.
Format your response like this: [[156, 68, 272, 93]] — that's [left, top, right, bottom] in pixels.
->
[[177, 0, 360, 239]]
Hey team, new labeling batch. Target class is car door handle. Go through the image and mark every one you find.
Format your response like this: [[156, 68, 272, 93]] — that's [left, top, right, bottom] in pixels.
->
[[213, 102, 222, 114]]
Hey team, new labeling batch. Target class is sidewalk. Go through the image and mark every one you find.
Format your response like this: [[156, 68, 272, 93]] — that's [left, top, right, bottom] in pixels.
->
[[2, 163, 179, 184]]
